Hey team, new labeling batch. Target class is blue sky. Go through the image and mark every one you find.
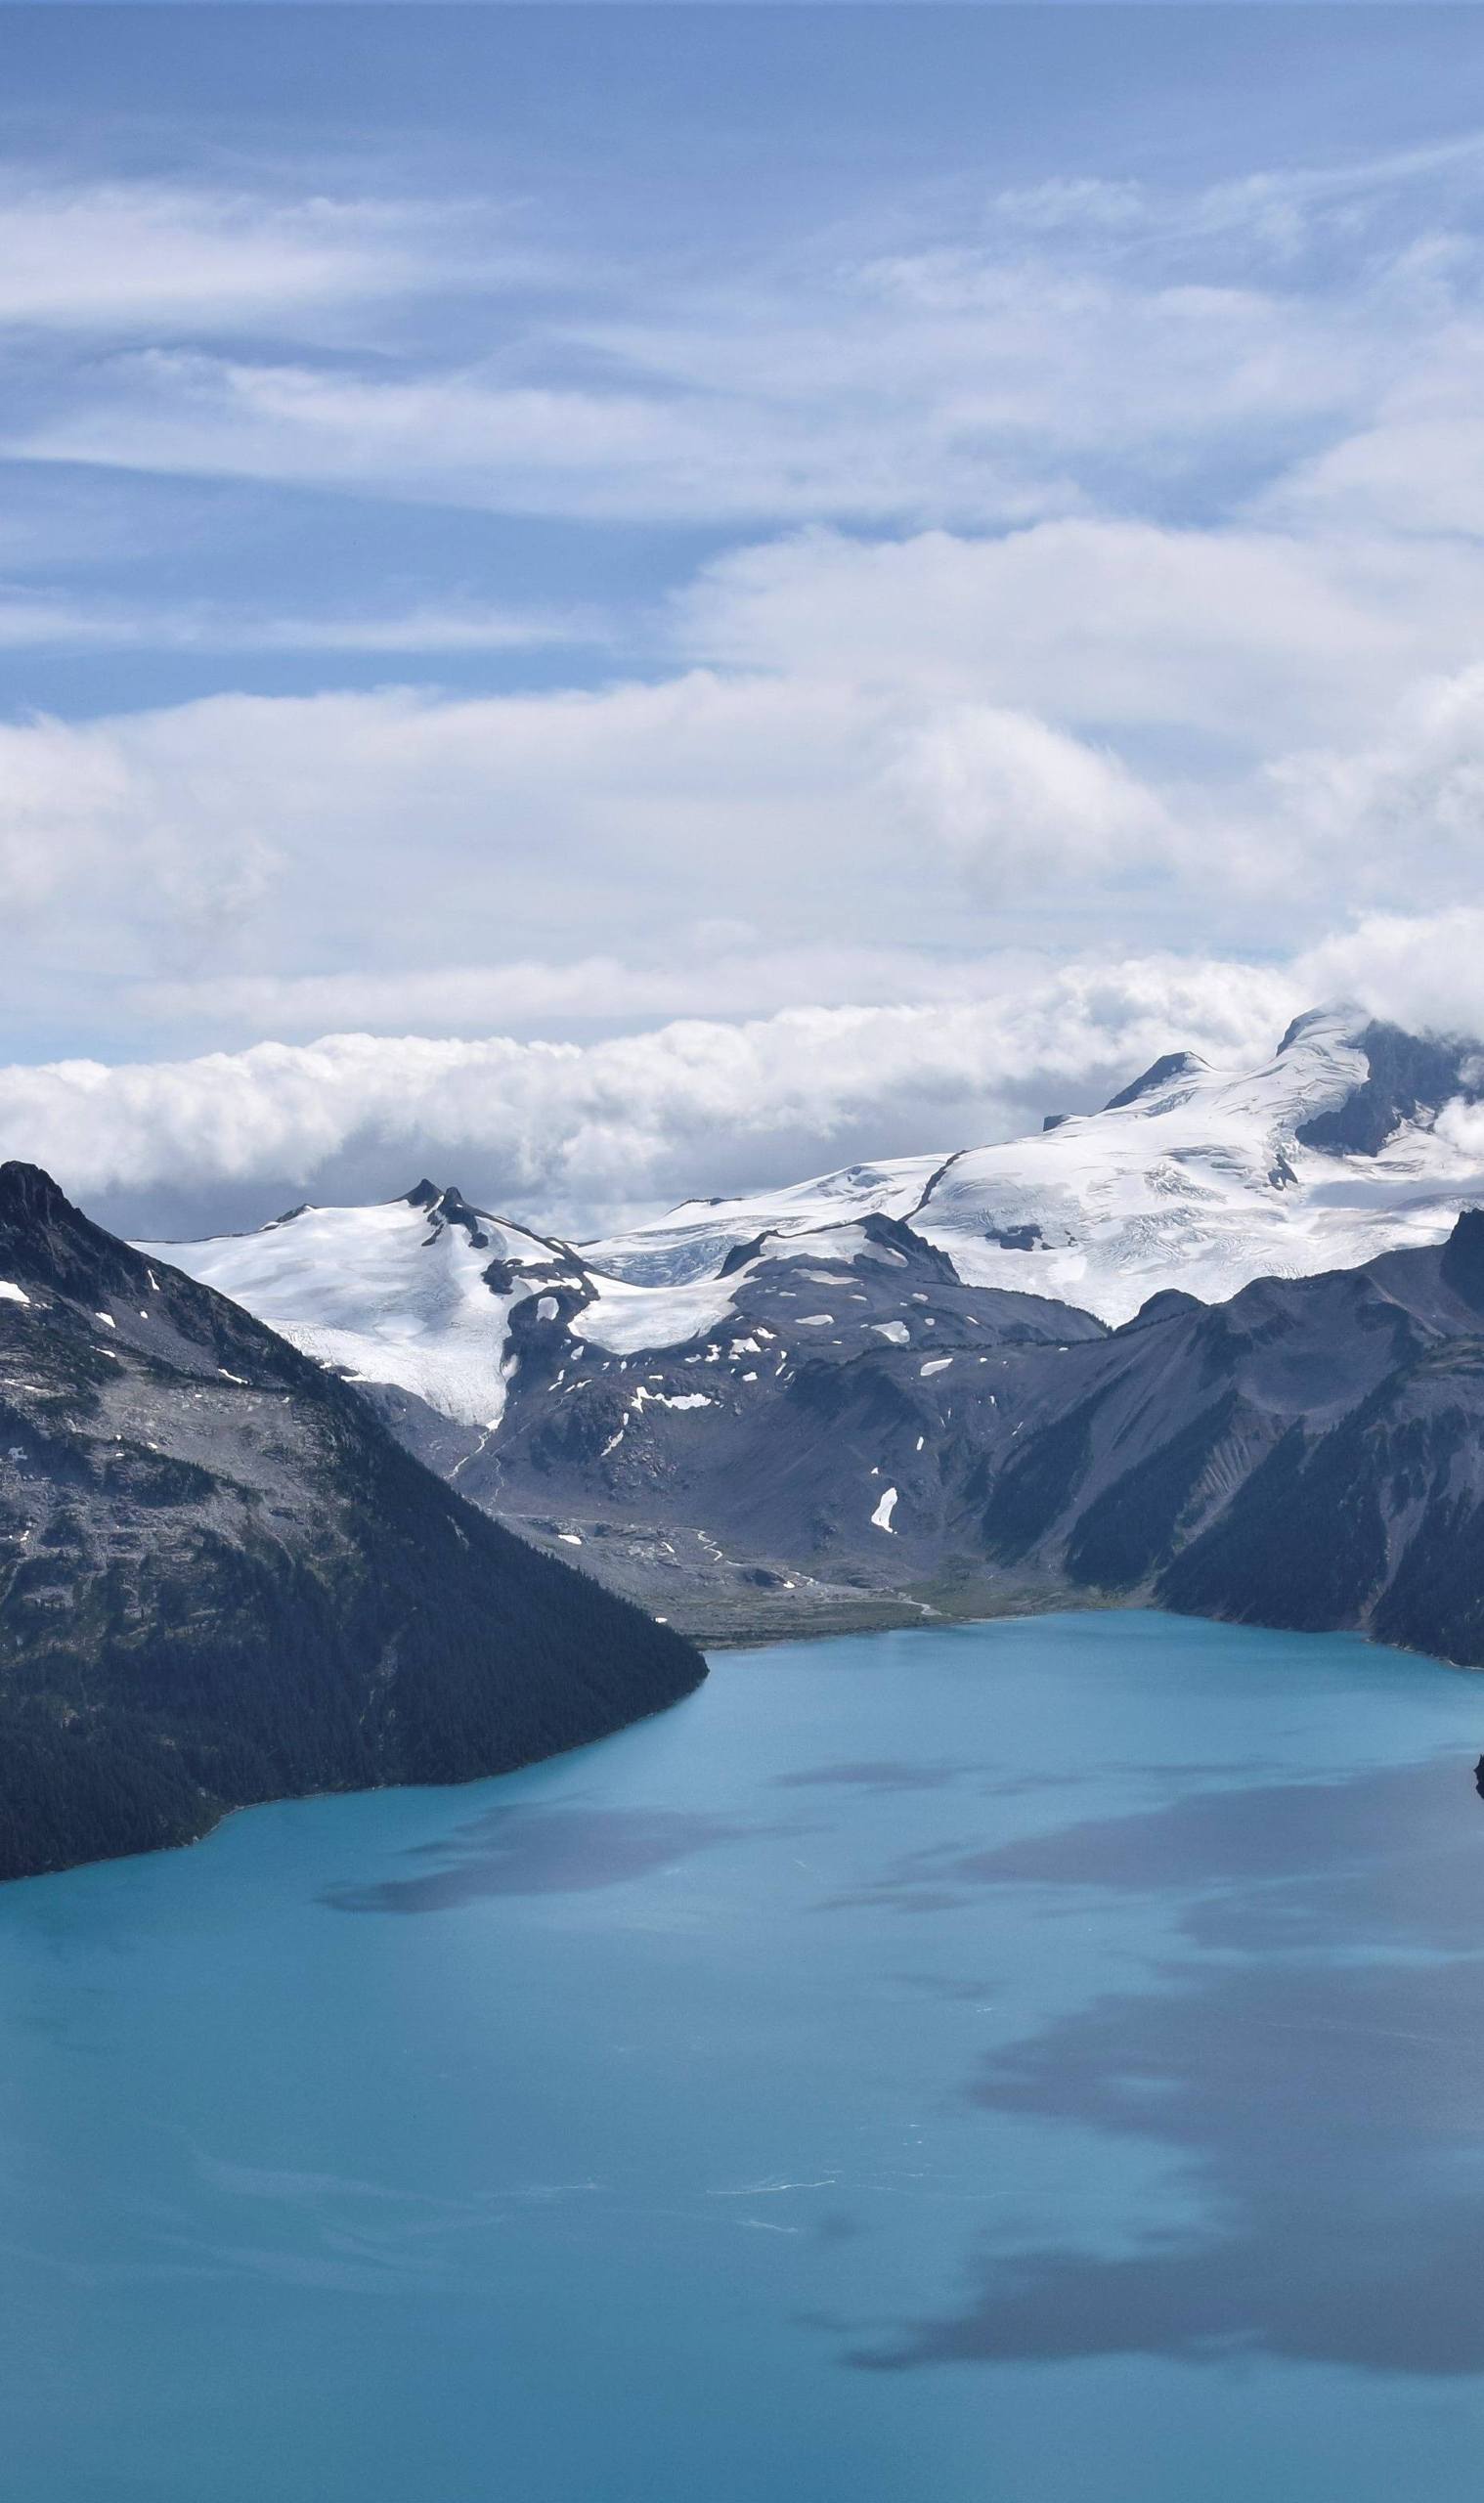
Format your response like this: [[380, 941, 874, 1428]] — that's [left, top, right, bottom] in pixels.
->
[[7, 6, 1484, 1234]]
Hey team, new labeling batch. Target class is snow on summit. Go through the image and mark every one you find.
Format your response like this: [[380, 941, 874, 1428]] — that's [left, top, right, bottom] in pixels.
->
[[906, 1008, 1484, 1317], [142, 1011, 1484, 1432], [136, 1182, 583, 1429], [582, 1007, 1484, 1325]]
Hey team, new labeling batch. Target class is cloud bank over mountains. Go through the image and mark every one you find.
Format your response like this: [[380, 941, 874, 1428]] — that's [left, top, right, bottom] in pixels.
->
[[0, 958, 1296, 1230], [7, 16, 1484, 1231], [10, 936, 1479, 1244]]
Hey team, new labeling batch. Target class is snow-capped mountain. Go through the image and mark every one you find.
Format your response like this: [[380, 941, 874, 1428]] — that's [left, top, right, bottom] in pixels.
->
[[136, 1176, 763, 1428], [137, 1180, 592, 1431], [137, 1006, 1484, 1646], [585, 1007, 1484, 1324], [146, 1013, 1484, 1426]]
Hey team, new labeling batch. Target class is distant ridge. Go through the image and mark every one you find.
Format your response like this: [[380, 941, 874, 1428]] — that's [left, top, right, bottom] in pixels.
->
[[131, 1011, 1484, 1648]]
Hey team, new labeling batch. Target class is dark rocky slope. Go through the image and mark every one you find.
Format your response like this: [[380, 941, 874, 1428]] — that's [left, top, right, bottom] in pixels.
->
[[954, 1208, 1484, 1665], [0, 1164, 703, 1881], [438, 1208, 1484, 1670], [408, 1209, 1106, 1635]]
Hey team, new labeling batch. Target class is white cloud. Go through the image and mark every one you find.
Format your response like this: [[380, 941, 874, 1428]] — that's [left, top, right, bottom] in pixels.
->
[[0, 178, 452, 331], [132, 941, 1008, 1036], [11, 628, 1484, 1029], [889, 705, 1176, 891], [15, 908, 1484, 1238], [11, 138, 1477, 531], [9, 346, 1070, 528], [0, 955, 1297, 1224], [10, 124, 1484, 1231], [1268, 664, 1484, 895], [1295, 905, 1484, 1040], [1436, 1095, 1484, 1160], [0, 593, 590, 654], [677, 519, 1484, 749], [988, 178, 1147, 236], [1268, 417, 1484, 541], [0, 673, 1129, 993]]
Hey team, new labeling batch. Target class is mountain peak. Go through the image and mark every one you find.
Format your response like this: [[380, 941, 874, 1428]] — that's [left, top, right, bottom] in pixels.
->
[[403, 1179, 484, 1223], [0, 1161, 139, 1304], [1291, 1017, 1484, 1157], [0, 1160, 71, 1226], [1440, 1206, 1484, 1312], [1276, 1004, 1363, 1057], [1102, 1050, 1208, 1114]]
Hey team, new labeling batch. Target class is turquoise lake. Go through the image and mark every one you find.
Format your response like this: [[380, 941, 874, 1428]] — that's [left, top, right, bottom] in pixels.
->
[[4, 1609, 1484, 2500]]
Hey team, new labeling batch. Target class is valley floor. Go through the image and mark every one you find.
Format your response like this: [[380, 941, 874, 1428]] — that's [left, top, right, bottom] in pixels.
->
[[504, 1509, 1103, 1647]]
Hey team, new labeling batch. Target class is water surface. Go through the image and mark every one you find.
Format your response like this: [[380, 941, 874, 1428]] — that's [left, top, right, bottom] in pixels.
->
[[4, 1611, 1484, 2500]]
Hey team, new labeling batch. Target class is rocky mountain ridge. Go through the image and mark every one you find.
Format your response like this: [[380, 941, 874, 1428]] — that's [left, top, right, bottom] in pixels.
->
[[130, 1009, 1484, 1657], [0, 1163, 703, 1879]]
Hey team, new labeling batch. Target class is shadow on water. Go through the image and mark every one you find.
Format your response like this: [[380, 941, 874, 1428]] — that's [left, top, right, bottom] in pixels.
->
[[322, 1804, 759, 1913], [772, 1760, 971, 1793], [854, 1751, 1484, 2376], [821, 1755, 1484, 1947]]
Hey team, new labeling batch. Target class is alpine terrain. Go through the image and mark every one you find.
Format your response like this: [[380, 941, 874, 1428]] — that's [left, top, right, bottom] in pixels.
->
[[143, 1006, 1484, 1654]]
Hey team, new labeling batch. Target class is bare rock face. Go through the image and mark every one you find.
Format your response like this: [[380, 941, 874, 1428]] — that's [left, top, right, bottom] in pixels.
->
[[0, 1164, 702, 1881]]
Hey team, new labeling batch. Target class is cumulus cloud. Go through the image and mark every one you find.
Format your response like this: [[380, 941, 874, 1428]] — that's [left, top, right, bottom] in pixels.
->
[[0, 673, 1181, 1010], [17, 910, 1484, 1241], [1268, 664, 1484, 898], [0, 675, 905, 996], [14, 902, 1479, 1242], [677, 519, 1484, 750], [1436, 1096, 1484, 1160], [1294, 905, 1484, 1040], [0, 956, 1298, 1233], [889, 705, 1176, 892], [1268, 417, 1484, 541], [13, 630, 1484, 1052], [9, 118, 1484, 1240]]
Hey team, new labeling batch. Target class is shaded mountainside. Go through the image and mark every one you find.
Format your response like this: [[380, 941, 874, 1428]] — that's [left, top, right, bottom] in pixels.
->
[[971, 1208, 1484, 1664], [145, 1136, 1484, 1663], [405, 1206, 1484, 1671], [0, 1164, 703, 1881], [371, 1208, 1109, 1636]]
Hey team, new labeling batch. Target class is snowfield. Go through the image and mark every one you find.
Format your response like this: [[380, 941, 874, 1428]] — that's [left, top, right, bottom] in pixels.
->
[[589, 1007, 1484, 1327], [136, 1190, 567, 1429], [144, 1011, 1484, 1430]]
